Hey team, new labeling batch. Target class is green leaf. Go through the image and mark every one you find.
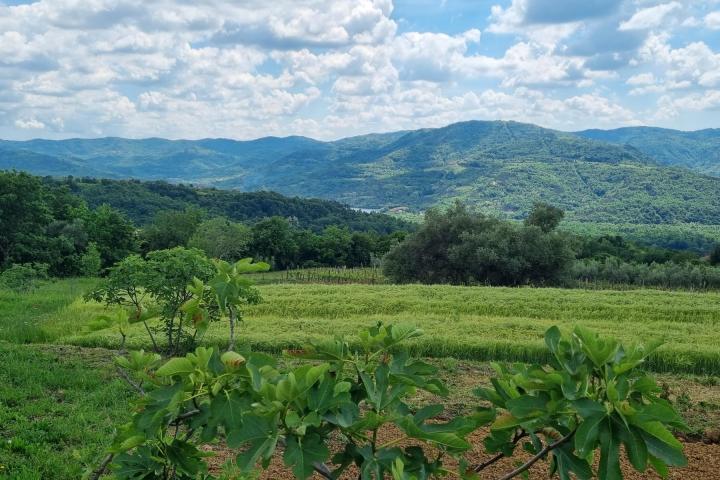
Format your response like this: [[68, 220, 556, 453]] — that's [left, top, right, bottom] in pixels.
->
[[283, 434, 330, 480], [637, 428, 687, 467], [156, 357, 194, 377], [228, 414, 279, 471], [598, 421, 622, 480], [505, 395, 547, 419], [575, 413, 605, 456]]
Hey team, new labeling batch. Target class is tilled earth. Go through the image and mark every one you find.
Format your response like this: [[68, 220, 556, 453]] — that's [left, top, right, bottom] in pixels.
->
[[201, 359, 720, 479]]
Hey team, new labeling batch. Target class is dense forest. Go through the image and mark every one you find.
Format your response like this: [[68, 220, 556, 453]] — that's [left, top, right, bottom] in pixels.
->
[[4, 170, 719, 291], [3, 121, 720, 223], [0, 171, 409, 278]]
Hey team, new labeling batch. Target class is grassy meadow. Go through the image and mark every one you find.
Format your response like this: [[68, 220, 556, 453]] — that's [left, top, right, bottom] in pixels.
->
[[10, 279, 718, 375]]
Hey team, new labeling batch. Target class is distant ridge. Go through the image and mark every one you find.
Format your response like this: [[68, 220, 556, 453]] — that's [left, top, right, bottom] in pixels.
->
[[2, 120, 720, 224]]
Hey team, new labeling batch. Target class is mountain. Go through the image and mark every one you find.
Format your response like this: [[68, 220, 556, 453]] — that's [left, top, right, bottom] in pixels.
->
[[575, 126, 720, 176], [3, 120, 720, 224]]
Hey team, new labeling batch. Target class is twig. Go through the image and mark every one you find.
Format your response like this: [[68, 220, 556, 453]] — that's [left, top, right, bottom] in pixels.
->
[[89, 453, 114, 480], [116, 367, 145, 395], [474, 430, 527, 473], [497, 429, 576, 480]]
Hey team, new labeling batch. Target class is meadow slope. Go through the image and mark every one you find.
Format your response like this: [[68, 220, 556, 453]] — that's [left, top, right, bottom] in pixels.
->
[[55, 283, 720, 375]]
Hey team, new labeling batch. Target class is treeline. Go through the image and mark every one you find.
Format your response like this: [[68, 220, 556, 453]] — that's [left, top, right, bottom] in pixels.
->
[[0, 171, 406, 277], [1, 171, 136, 277], [47, 176, 411, 233], [138, 209, 405, 269], [5, 170, 720, 290]]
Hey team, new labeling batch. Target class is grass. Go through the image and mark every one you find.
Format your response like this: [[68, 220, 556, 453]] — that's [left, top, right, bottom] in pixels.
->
[[0, 342, 133, 479], [248, 267, 387, 285], [0, 278, 100, 343], [63, 283, 720, 375], [1, 278, 720, 478]]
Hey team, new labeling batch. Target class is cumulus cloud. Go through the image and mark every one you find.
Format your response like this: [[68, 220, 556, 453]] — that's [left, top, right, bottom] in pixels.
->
[[705, 11, 720, 30], [619, 2, 682, 31], [0, 0, 718, 139]]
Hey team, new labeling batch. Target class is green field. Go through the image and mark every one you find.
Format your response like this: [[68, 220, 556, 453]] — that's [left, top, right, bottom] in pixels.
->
[[1, 278, 720, 478], [16, 281, 713, 375]]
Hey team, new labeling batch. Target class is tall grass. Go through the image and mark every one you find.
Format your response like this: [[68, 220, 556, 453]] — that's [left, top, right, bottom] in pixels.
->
[[249, 267, 387, 285], [63, 283, 720, 375], [0, 278, 100, 343]]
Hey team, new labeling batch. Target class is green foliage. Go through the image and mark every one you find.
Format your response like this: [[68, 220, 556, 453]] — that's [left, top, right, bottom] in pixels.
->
[[108, 324, 685, 480], [183, 258, 269, 350], [525, 202, 565, 233], [0, 263, 49, 292], [55, 176, 411, 233], [383, 203, 574, 286], [85, 204, 137, 269], [709, 244, 720, 266], [572, 258, 720, 289], [0, 171, 138, 276], [79, 242, 102, 276], [188, 217, 253, 260], [88, 248, 215, 355], [475, 326, 687, 479], [7, 121, 720, 225], [141, 207, 204, 252], [576, 126, 720, 176]]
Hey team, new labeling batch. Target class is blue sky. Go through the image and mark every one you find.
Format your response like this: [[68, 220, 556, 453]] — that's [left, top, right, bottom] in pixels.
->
[[0, 0, 719, 140]]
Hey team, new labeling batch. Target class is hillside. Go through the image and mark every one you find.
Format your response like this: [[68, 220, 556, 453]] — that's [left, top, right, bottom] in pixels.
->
[[4, 120, 720, 224], [575, 126, 720, 176], [47, 177, 410, 233]]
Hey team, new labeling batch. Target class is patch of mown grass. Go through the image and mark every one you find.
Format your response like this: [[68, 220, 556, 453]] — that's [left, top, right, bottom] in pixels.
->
[[64, 283, 720, 375], [0, 342, 132, 479], [0, 278, 99, 343]]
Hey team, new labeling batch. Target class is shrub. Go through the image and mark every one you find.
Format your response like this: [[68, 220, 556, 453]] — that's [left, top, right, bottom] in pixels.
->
[[103, 324, 686, 480], [383, 203, 574, 285], [0, 263, 49, 292]]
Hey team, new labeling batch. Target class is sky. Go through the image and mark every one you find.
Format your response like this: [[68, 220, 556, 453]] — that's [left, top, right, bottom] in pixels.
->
[[0, 0, 719, 140]]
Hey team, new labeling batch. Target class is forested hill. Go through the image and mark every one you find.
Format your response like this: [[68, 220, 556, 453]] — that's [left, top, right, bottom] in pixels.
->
[[575, 126, 720, 177], [45, 177, 411, 233], [3, 120, 720, 224]]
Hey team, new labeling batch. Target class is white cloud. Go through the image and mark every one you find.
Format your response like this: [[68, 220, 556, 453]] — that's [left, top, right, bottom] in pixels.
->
[[626, 72, 655, 85], [619, 2, 681, 31], [705, 11, 720, 30], [15, 118, 45, 129], [0, 0, 718, 139]]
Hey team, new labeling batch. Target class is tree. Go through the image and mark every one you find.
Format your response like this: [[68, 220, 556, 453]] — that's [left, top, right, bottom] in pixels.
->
[[89, 247, 215, 355], [524, 202, 565, 233], [80, 242, 102, 276], [86, 204, 138, 269], [251, 216, 298, 269], [183, 258, 269, 352], [0, 171, 51, 268], [141, 208, 203, 252], [316, 226, 351, 266], [710, 244, 720, 266], [383, 203, 574, 285], [187, 217, 252, 261]]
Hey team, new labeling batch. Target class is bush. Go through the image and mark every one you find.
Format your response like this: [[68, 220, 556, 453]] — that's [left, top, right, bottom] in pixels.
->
[[87, 247, 215, 355], [104, 324, 686, 480], [0, 263, 49, 292], [383, 203, 574, 285]]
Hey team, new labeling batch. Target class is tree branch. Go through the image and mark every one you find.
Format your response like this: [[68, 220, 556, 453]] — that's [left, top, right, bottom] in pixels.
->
[[116, 367, 145, 395], [89, 453, 114, 480], [473, 430, 527, 472], [497, 429, 576, 480]]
